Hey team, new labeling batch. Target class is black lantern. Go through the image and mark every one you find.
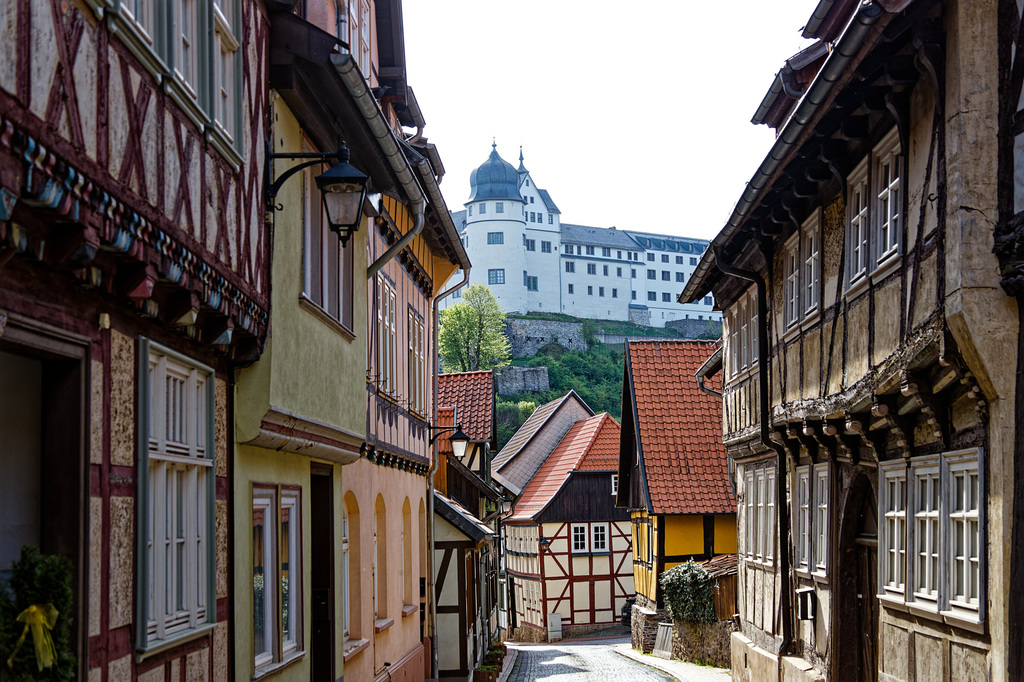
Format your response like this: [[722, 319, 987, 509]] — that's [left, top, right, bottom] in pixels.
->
[[429, 423, 471, 459], [266, 141, 370, 245]]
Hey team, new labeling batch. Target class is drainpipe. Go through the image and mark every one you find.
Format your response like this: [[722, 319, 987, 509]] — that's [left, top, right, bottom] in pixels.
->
[[695, 345, 724, 398], [427, 266, 471, 679], [711, 244, 794, 658]]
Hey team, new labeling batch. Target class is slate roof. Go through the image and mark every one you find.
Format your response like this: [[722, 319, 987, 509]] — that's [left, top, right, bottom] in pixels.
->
[[560, 224, 642, 250], [537, 189, 561, 214], [624, 340, 735, 515], [625, 231, 709, 254], [438, 371, 495, 443], [434, 491, 494, 543], [511, 413, 620, 521], [467, 144, 523, 202], [491, 390, 592, 472]]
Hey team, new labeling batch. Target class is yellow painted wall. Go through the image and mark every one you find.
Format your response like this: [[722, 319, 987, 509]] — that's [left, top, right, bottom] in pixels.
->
[[631, 511, 656, 601], [715, 514, 738, 554], [235, 100, 368, 445], [664, 515, 704, 558]]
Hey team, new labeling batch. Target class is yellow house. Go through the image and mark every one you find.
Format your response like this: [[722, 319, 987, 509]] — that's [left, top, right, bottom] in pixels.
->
[[616, 340, 737, 652]]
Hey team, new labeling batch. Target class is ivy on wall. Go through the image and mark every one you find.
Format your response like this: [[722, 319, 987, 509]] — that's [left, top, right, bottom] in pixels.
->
[[660, 561, 715, 625]]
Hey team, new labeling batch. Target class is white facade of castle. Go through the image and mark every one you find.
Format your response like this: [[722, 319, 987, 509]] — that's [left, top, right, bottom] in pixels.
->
[[442, 145, 720, 327]]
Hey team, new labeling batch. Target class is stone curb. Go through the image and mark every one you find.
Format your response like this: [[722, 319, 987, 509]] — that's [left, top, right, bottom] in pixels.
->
[[496, 646, 518, 682]]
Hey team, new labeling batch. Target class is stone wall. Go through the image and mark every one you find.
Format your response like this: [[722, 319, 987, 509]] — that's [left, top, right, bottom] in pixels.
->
[[664, 317, 723, 340], [631, 594, 668, 654], [628, 306, 651, 327], [495, 366, 550, 396], [504, 318, 587, 357], [672, 619, 735, 669], [511, 624, 547, 643]]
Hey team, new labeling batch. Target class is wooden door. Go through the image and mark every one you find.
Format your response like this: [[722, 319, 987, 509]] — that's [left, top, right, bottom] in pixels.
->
[[310, 468, 334, 681], [856, 536, 878, 681]]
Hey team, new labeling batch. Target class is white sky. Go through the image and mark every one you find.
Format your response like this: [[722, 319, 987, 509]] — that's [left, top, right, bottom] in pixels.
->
[[402, 1, 816, 241]]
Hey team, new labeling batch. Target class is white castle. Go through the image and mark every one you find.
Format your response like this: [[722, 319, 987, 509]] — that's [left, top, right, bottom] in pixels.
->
[[443, 143, 720, 327]]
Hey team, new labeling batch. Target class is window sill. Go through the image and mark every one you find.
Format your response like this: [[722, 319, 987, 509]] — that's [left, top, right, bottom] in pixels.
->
[[811, 570, 828, 584], [939, 608, 985, 634], [872, 252, 901, 283], [252, 650, 305, 681], [402, 604, 418, 618], [164, 78, 212, 137], [845, 273, 870, 300], [298, 295, 356, 341], [373, 617, 394, 634], [207, 126, 243, 173], [136, 623, 217, 662], [342, 638, 369, 662]]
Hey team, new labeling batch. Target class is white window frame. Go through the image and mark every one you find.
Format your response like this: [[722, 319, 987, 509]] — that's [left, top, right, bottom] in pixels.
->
[[488, 269, 505, 285], [212, 0, 240, 144], [783, 234, 801, 330], [591, 523, 609, 553], [802, 209, 821, 319], [879, 461, 907, 599], [744, 470, 755, 559], [846, 128, 903, 292], [765, 468, 776, 564], [137, 341, 215, 653], [847, 158, 871, 287], [251, 485, 302, 672], [795, 466, 811, 572], [376, 276, 397, 396], [812, 463, 829, 575], [252, 489, 275, 669], [727, 288, 759, 382], [611, 474, 618, 496], [407, 310, 425, 416], [880, 449, 984, 626], [571, 524, 589, 553]]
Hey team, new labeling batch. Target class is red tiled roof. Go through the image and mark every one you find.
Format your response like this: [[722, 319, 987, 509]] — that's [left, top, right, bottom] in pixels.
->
[[438, 371, 494, 442], [511, 413, 619, 521], [626, 340, 735, 515], [576, 415, 622, 471], [436, 406, 456, 455]]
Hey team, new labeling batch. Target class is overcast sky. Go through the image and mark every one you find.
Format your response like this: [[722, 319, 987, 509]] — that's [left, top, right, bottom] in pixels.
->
[[402, 1, 816, 241]]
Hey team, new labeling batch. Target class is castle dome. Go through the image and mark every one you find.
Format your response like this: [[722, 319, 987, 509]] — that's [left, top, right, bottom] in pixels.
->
[[467, 142, 523, 202]]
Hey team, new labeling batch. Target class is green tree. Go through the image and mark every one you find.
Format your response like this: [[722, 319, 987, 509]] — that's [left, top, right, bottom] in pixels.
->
[[439, 284, 511, 372]]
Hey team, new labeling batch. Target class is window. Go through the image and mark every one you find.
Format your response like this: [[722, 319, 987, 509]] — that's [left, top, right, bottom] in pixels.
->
[[565, 244, 574, 255], [488, 269, 505, 285], [611, 475, 618, 496], [661, 254, 669, 263], [592, 524, 609, 552], [647, 253, 655, 262], [139, 342, 214, 651], [487, 232, 504, 245], [662, 271, 670, 281], [587, 286, 593, 296], [529, 212, 535, 222], [496, 202, 504, 213], [612, 289, 618, 298], [480, 203, 487, 214], [803, 213, 820, 316], [587, 264, 597, 275], [585, 246, 595, 256], [529, 196, 534, 204], [407, 311, 425, 415], [631, 291, 637, 300], [602, 248, 611, 257], [744, 466, 775, 565], [847, 128, 902, 288], [548, 215, 553, 224], [631, 269, 636, 279], [676, 272, 684, 282], [599, 287, 605, 297], [253, 485, 302, 670], [647, 291, 656, 301], [704, 296, 713, 306], [376, 276, 397, 396], [303, 157, 354, 330], [783, 210, 822, 330], [525, 276, 538, 291], [662, 293, 671, 302], [568, 284, 574, 294], [212, 0, 239, 143], [173, 0, 200, 102], [603, 265, 609, 276], [880, 449, 984, 623], [618, 251, 622, 259], [541, 241, 552, 253], [796, 467, 811, 571], [525, 239, 536, 251], [617, 267, 622, 277], [784, 235, 801, 329], [572, 524, 588, 553], [727, 289, 758, 379], [468, 205, 472, 217], [647, 269, 656, 280], [813, 464, 829, 574], [676, 256, 684, 264], [565, 261, 575, 273], [690, 257, 698, 265]]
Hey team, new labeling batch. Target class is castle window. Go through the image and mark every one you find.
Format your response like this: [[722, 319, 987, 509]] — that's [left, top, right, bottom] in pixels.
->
[[488, 269, 505, 285], [487, 232, 504, 245], [496, 202, 504, 213], [479, 203, 487, 214], [565, 261, 575, 273]]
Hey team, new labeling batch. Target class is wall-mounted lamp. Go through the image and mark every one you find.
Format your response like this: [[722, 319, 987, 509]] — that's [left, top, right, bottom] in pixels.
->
[[265, 140, 369, 246], [499, 495, 513, 515], [428, 423, 470, 460]]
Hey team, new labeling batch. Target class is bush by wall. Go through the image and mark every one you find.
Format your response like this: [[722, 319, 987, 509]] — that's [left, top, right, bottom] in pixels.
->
[[660, 560, 715, 625]]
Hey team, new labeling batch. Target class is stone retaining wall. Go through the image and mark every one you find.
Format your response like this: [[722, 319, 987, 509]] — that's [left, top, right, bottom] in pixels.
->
[[511, 624, 547, 643], [631, 594, 668, 654], [504, 318, 587, 358], [664, 317, 723, 340], [495, 366, 550, 396], [671, 619, 735, 668]]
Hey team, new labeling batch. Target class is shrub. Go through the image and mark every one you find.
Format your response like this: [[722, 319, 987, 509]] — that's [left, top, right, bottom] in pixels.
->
[[660, 560, 715, 624], [0, 546, 76, 681]]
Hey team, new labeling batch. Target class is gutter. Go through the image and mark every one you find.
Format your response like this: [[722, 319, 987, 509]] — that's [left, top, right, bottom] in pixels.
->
[[695, 345, 724, 398], [427, 266, 471, 679], [680, 1, 883, 305], [711, 244, 795, 658]]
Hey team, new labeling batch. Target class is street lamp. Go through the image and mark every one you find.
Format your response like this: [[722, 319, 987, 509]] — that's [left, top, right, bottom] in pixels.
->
[[265, 141, 369, 246], [428, 424, 470, 460]]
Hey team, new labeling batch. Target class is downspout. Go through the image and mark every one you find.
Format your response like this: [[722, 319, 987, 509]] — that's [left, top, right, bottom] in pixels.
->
[[695, 345, 724, 398], [711, 244, 794, 657], [428, 266, 471, 679], [368, 200, 424, 278]]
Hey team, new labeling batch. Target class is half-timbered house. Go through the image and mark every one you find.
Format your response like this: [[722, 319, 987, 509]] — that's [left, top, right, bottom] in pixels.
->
[[616, 340, 737, 653], [505, 412, 634, 640], [0, 0, 270, 680], [680, 1, 1011, 679]]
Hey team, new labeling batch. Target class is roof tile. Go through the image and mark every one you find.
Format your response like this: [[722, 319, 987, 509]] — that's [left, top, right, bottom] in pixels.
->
[[438, 371, 495, 443]]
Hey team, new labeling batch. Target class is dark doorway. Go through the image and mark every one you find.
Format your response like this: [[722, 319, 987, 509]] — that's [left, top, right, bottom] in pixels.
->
[[310, 466, 334, 682], [834, 473, 878, 682]]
